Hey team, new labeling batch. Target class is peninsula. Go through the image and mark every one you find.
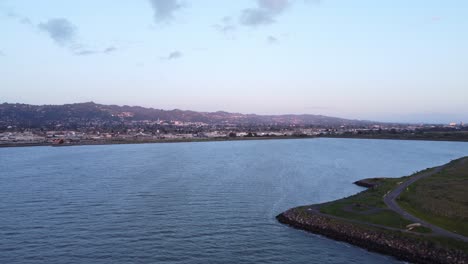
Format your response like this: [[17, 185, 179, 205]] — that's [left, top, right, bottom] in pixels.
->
[[277, 157, 468, 264]]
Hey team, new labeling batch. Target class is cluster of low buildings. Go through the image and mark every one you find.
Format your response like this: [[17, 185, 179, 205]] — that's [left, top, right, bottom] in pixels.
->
[[1, 122, 466, 146], [0, 131, 46, 144]]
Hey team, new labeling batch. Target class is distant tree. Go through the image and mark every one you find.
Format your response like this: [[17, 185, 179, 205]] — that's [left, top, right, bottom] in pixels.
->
[[246, 132, 257, 137]]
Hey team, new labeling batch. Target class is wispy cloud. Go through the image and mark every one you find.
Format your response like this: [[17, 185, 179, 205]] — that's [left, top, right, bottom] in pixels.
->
[[73, 46, 118, 56], [258, 0, 290, 13], [5, 10, 118, 57], [4, 11, 33, 26], [161, 51, 183, 60], [19, 17, 32, 25], [240, 0, 291, 27], [304, 0, 322, 6], [168, 51, 182, 59], [214, 16, 236, 34], [74, 49, 96, 56], [38, 18, 77, 45], [0, 50, 4, 56], [240, 9, 275, 26], [148, 0, 183, 23], [267, 35, 279, 44], [103, 46, 117, 54], [36, 18, 118, 56]]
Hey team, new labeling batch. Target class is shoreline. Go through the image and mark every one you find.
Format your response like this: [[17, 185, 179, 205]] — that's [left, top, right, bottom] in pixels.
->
[[276, 208, 468, 264], [0, 135, 316, 149], [322, 135, 468, 142], [276, 161, 468, 264], [2, 134, 468, 149]]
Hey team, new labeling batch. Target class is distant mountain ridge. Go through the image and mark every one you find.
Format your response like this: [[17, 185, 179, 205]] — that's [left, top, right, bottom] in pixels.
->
[[0, 102, 375, 128]]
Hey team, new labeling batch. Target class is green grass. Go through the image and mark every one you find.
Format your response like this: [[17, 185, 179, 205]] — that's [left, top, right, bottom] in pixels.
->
[[296, 206, 468, 253], [291, 160, 468, 253], [395, 229, 468, 253], [319, 177, 418, 230], [398, 157, 468, 236]]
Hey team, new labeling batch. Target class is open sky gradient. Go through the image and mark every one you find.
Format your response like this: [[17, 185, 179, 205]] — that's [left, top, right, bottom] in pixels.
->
[[1, 0, 467, 123]]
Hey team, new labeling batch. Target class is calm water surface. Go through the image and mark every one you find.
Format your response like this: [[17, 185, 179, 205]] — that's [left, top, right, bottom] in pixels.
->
[[2, 138, 468, 264]]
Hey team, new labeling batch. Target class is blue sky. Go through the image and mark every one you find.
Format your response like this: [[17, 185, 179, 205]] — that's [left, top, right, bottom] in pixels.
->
[[1, 0, 467, 123]]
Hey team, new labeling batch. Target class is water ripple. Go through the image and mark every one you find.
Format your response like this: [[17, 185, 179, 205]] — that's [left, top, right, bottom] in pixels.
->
[[1, 138, 468, 263]]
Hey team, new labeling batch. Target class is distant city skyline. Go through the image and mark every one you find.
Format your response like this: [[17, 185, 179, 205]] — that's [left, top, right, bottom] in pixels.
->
[[1, 0, 467, 123]]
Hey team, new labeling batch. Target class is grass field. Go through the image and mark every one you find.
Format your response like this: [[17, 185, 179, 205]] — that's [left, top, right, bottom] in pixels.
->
[[288, 158, 468, 255], [398, 157, 468, 236], [318, 175, 431, 231]]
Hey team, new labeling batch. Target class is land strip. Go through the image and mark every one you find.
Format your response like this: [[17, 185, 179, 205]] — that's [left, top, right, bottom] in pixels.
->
[[277, 158, 468, 263], [384, 165, 468, 242]]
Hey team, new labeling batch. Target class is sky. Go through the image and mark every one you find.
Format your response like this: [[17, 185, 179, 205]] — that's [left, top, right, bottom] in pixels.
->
[[0, 0, 467, 123]]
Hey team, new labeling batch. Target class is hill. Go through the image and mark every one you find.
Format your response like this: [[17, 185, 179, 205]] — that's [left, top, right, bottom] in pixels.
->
[[0, 102, 373, 129]]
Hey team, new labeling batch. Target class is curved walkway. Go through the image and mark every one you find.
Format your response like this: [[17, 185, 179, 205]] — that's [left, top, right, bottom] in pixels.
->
[[383, 165, 468, 242], [306, 205, 431, 236]]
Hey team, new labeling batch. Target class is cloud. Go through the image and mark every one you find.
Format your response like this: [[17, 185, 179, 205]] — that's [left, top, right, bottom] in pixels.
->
[[74, 49, 96, 56], [267, 35, 279, 44], [103, 46, 117, 54], [0, 50, 4, 56], [36, 18, 117, 56], [5, 11, 20, 20], [19, 17, 32, 25], [258, 0, 290, 13], [161, 51, 183, 60], [4, 11, 33, 26], [240, 9, 275, 26], [168, 51, 182, 59], [5, 11, 117, 57], [148, 0, 183, 23], [214, 16, 236, 33], [73, 46, 118, 56], [304, 0, 322, 5], [240, 0, 291, 27], [38, 18, 77, 45]]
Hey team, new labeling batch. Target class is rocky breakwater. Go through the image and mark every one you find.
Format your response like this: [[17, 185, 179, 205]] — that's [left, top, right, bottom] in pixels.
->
[[277, 208, 468, 264], [353, 178, 386, 188]]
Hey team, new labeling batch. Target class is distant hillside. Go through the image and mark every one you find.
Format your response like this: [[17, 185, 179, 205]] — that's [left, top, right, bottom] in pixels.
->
[[0, 102, 374, 128]]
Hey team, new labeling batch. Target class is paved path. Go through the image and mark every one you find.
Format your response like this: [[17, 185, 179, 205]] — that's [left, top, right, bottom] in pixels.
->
[[383, 165, 468, 242], [306, 205, 430, 236]]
